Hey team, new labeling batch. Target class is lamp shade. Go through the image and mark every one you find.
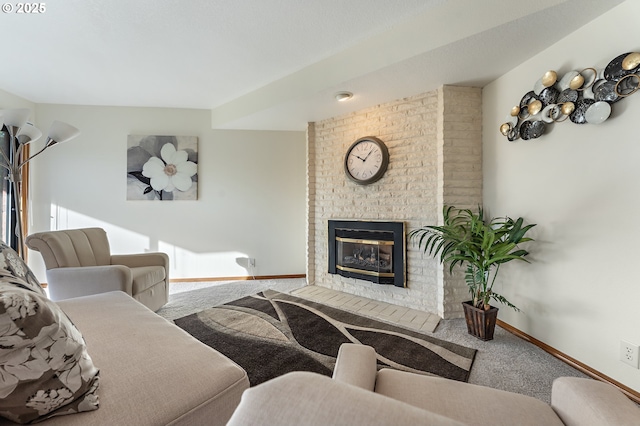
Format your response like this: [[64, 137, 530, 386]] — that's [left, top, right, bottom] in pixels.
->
[[16, 122, 43, 145], [47, 120, 80, 145], [1, 109, 30, 129]]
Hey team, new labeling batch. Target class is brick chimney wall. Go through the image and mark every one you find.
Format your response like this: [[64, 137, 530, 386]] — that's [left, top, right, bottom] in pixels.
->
[[306, 85, 482, 318]]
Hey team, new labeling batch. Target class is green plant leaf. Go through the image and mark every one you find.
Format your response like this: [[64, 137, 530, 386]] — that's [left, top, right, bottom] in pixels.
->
[[408, 204, 535, 312]]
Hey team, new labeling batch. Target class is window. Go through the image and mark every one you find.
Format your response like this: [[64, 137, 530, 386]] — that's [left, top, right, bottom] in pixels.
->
[[0, 128, 21, 251]]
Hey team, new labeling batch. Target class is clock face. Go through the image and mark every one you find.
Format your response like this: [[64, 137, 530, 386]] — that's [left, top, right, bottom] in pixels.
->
[[344, 137, 389, 185]]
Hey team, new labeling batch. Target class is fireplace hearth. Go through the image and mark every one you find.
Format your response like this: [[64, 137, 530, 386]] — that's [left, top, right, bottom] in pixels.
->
[[328, 220, 405, 287]]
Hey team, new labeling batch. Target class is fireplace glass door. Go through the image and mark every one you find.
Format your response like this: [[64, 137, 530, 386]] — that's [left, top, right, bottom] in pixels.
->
[[336, 236, 393, 278]]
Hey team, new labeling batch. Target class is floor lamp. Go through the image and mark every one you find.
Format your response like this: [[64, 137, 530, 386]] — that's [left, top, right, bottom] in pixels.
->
[[0, 109, 80, 258]]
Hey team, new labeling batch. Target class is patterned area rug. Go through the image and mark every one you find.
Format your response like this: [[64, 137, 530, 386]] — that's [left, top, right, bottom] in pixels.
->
[[174, 290, 476, 386]]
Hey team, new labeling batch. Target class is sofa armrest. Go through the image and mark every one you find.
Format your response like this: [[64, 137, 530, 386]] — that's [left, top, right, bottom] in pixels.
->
[[332, 343, 378, 391], [111, 252, 169, 271], [227, 371, 465, 426], [46, 265, 133, 301], [551, 377, 640, 426]]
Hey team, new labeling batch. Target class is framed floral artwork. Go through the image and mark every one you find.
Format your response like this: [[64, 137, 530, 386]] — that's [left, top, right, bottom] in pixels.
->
[[127, 135, 198, 200]]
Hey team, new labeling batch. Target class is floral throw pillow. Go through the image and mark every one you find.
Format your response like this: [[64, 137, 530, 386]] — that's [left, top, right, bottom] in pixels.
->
[[0, 282, 100, 424], [0, 241, 45, 296]]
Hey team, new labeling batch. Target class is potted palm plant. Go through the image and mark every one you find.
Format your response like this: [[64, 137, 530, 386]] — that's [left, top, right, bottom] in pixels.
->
[[409, 205, 536, 340]]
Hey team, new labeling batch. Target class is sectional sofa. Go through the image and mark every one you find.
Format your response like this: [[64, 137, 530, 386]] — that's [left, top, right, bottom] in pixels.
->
[[0, 240, 249, 425], [228, 343, 640, 425]]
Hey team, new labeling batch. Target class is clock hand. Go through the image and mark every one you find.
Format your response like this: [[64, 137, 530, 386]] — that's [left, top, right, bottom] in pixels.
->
[[353, 154, 366, 161], [363, 150, 373, 161]]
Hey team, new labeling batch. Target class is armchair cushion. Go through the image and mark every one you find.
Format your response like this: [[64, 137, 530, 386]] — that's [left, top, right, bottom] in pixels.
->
[[45, 266, 133, 300], [0, 281, 100, 424]]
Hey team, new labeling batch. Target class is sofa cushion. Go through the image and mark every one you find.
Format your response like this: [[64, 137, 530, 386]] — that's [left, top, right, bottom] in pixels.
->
[[375, 368, 564, 426], [0, 241, 45, 296], [552, 376, 640, 426], [228, 371, 466, 426], [131, 265, 165, 294], [46, 291, 249, 425], [0, 283, 100, 424]]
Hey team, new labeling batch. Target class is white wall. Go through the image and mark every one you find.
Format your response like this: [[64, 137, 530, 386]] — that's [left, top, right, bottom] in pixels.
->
[[24, 104, 306, 280], [0, 89, 35, 111], [483, 0, 640, 392]]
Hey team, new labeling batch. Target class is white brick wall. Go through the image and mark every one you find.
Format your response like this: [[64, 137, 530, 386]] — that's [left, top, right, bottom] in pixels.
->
[[439, 86, 483, 317], [307, 86, 481, 318]]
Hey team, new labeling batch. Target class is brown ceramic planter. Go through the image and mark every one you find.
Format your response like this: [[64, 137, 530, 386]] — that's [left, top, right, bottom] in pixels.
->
[[462, 301, 499, 341]]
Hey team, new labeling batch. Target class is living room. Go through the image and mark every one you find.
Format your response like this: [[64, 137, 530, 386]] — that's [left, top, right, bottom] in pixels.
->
[[1, 0, 639, 423]]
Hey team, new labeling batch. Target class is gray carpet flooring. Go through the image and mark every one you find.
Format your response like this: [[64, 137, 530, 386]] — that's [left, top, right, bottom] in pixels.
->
[[157, 278, 588, 404]]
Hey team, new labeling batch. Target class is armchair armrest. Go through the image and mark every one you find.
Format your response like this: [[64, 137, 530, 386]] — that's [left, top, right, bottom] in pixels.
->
[[46, 265, 133, 301], [111, 252, 169, 271], [551, 377, 640, 426], [332, 343, 378, 391], [228, 372, 464, 426]]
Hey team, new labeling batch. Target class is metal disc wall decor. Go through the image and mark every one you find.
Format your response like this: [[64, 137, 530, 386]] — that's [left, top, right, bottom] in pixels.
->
[[539, 86, 559, 107], [557, 89, 578, 104], [500, 50, 640, 142]]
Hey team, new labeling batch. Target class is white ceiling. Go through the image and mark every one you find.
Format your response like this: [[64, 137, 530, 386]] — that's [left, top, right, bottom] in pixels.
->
[[0, 0, 622, 130]]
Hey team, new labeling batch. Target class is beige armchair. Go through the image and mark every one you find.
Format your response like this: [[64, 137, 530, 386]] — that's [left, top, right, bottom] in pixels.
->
[[25, 227, 169, 311]]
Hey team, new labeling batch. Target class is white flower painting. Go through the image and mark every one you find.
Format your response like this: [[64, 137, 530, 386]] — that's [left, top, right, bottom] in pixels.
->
[[127, 135, 198, 200]]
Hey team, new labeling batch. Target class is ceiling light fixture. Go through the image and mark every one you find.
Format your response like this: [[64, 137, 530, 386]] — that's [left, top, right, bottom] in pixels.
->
[[335, 91, 353, 102]]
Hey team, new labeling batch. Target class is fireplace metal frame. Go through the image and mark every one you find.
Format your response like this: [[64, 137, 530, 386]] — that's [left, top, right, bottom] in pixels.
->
[[328, 220, 406, 288]]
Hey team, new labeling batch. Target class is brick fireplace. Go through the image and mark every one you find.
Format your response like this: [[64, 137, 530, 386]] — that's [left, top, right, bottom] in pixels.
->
[[306, 85, 482, 319]]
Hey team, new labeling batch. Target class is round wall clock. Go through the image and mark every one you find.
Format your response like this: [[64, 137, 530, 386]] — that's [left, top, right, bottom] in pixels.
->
[[344, 136, 389, 185]]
